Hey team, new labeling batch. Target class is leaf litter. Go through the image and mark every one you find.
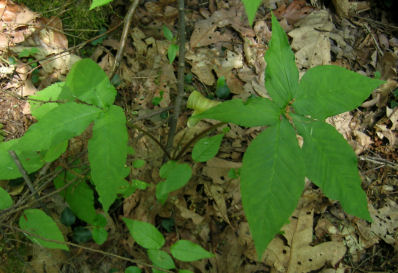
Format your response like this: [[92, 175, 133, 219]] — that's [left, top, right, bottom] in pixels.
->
[[1, 0, 398, 272]]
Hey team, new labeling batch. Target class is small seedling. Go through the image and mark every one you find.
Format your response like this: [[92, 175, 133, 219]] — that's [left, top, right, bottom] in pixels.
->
[[162, 25, 179, 64]]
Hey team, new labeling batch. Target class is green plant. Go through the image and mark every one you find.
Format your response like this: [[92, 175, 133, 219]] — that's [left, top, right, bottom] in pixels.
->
[[123, 219, 213, 273], [162, 25, 179, 64], [187, 14, 384, 258]]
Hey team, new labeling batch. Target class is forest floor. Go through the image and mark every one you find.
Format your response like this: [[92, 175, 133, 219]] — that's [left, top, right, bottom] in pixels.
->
[[0, 0, 397, 272]]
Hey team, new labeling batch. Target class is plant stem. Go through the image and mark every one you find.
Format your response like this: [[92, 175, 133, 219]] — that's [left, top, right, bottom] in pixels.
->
[[165, 0, 186, 159]]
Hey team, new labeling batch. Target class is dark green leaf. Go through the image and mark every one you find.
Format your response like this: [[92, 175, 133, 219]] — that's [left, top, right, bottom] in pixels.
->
[[60, 207, 76, 226], [293, 65, 385, 119], [72, 226, 92, 243], [265, 14, 299, 108], [193, 97, 281, 127], [240, 118, 305, 258], [292, 114, 371, 221]]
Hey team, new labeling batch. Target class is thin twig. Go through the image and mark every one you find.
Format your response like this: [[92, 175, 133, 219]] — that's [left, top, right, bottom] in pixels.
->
[[165, 0, 186, 159], [8, 151, 47, 211], [110, 0, 139, 79], [1, 224, 173, 273], [127, 106, 172, 123], [128, 124, 171, 159], [359, 156, 398, 170]]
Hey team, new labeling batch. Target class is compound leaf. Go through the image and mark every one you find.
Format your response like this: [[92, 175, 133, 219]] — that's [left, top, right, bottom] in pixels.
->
[[292, 114, 371, 221], [147, 249, 176, 270], [242, 0, 262, 25], [241, 118, 305, 259], [88, 105, 129, 211], [156, 161, 192, 204], [19, 209, 69, 250], [293, 65, 385, 119], [171, 240, 214, 262], [0, 187, 12, 210], [123, 218, 165, 249], [192, 97, 281, 127], [192, 134, 223, 162], [265, 14, 299, 108], [65, 59, 116, 108]]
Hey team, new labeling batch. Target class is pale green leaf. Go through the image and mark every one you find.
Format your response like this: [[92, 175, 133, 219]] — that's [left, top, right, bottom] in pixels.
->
[[265, 14, 299, 108], [292, 114, 371, 221], [193, 97, 281, 127], [156, 161, 192, 204], [0, 187, 12, 210], [147, 249, 175, 269], [293, 65, 385, 119], [241, 118, 305, 258], [92, 227, 108, 245], [20, 102, 101, 153], [90, 0, 112, 10], [171, 240, 214, 262], [88, 105, 129, 211], [122, 218, 165, 249], [29, 82, 65, 119], [168, 44, 178, 64], [242, 0, 262, 25], [19, 209, 69, 250], [65, 59, 116, 108], [192, 134, 223, 162]]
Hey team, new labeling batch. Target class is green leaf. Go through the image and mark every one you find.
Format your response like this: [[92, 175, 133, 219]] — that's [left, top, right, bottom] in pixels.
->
[[88, 105, 129, 211], [179, 270, 194, 273], [65, 59, 116, 108], [122, 218, 165, 249], [242, 0, 261, 25], [170, 240, 214, 262], [168, 44, 178, 64], [19, 209, 69, 250], [133, 159, 146, 168], [292, 114, 371, 221], [29, 82, 65, 119], [92, 227, 108, 245], [0, 187, 12, 210], [156, 161, 192, 204], [90, 0, 112, 10], [193, 97, 281, 127], [192, 134, 223, 162], [162, 25, 173, 41], [147, 249, 175, 270], [293, 65, 385, 119], [18, 47, 39, 58], [54, 170, 97, 224], [44, 141, 68, 162], [265, 14, 299, 108], [93, 214, 108, 227], [240, 118, 305, 259], [72, 226, 92, 243], [20, 102, 101, 153], [125, 266, 141, 273], [215, 77, 230, 99], [60, 207, 76, 226]]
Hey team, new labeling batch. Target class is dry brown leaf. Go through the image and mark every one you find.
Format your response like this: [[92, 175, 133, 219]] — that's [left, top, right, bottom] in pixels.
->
[[369, 200, 398, 245], [289, 10, 333, 69], [203, 157, 241, 184], [262, 206, 346, 273], [331, 0, 370, 18]]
